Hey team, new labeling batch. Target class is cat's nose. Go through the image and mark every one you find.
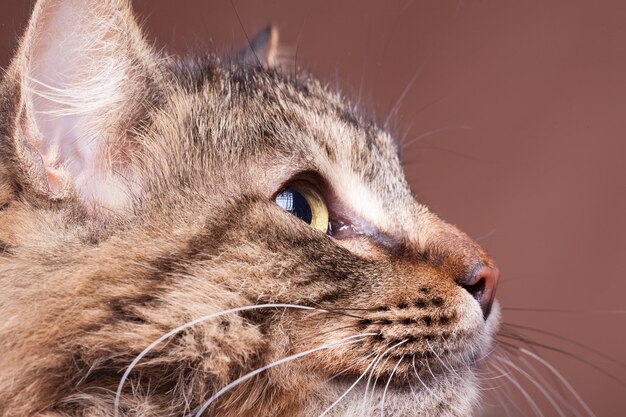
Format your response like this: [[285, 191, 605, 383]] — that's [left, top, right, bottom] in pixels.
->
[[458, 266, 500, 319]]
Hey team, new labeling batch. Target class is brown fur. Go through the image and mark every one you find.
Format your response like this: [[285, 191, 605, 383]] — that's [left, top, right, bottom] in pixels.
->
[[0, 1, 500, 416]]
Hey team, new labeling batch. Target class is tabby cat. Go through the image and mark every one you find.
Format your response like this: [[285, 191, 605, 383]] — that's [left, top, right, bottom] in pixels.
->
[[0, 1, 500, 416]]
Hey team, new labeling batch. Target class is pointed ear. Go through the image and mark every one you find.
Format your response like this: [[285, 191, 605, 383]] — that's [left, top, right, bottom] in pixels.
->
[[6, 0, 158, 211], [237, 25, 292, 69]]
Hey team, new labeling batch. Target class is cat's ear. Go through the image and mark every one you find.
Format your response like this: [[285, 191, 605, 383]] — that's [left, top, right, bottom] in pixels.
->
[[237, 25, 291, 69], [5, 0, 158, 211]]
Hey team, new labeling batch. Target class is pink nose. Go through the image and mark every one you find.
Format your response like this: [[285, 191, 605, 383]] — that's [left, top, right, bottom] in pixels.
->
[[459, 266, 500, 319]]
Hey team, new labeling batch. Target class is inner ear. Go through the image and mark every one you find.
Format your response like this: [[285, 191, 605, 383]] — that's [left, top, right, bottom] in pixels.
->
[[8, 0, 159, 211]]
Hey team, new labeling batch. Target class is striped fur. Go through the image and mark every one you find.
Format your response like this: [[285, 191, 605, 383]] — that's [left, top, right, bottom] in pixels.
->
[[0, 1, 499, 416]]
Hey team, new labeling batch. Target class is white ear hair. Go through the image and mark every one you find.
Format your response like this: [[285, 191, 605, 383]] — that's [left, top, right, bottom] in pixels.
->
[[15, 0, 155, 211]]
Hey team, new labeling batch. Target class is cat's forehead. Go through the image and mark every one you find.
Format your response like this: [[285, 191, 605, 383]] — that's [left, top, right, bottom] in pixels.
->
[[167, 60, 420, 231]]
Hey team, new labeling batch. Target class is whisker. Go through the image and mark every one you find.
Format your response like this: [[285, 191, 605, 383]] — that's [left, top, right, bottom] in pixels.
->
[[356, 20, 371, 106], [411, 354, 465, 415], [228, 0, 260, 66], [371, 0, 414, 94], [323, 352, 377, 384], [362, 340, 407, 412], [425, 339, 461, 381], [306, 304, 367, 320], [318, 353, 381, 417], [292, 1, 315, 78], [423, 353, 440, 388], [368, 341, 410, 408], [362, 346, 389, 409], [502, 322, 626, 368], [114, 303, 327, 417], [503, 307, 626, 314], [192, 333, 376, 417], [489, 355, 531, 417], [380, 355, 404, 417], [307, 303, 381, 314], [497, 353, 568, 417], [518, 347, 598, 417], [498, 329, 576, 398], [297, 323, 365, 345], [401, 125, 473, 151], [514, 353, 587, 417], [491, 358, 544, 417], [384, 60, 428, 127], [477, 369, 512, 384], [489, 371, 516, 417], [368, 351, 394, 405], [497, 332, 626, 386]]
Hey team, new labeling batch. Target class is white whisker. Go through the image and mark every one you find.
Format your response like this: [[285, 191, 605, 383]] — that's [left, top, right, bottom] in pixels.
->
[[425, 339, 461, 380], [491, 357, 544, 417], [489, 372, 515, 417], [318, 353, 381, 417], [516, 354, 586, 417], [476, 358, 512, 383], [497, 354, 567, 417], [402, 125, 473, 150], [193, 333, 375, 417], [493, 352, 534, 417], [384, 61, 428, 126], [114, 304, 322, 417], [363, 339, 408, 409], [362, 342, 390, 406], [519, 347, 597, 417], [323, 352, 376, 384], [369, 356, 391, 405], [423, 354, 439, 388], [411, 354, 465, 415], [380, 355, 404, 417]]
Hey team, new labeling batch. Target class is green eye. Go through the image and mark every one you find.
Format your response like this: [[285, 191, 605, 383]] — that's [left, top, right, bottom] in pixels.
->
[[275, 183, 329, 233]]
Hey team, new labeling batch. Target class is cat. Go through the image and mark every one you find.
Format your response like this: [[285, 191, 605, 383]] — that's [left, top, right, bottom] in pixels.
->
[[0, 1, 501, 416]]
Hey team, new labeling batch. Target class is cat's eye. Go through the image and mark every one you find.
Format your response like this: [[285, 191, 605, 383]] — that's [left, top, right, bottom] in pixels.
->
[[275, 183, 329, 234]]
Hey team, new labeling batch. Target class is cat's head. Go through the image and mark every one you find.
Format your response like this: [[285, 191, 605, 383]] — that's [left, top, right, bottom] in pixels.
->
[[0, 1, 500, 416]]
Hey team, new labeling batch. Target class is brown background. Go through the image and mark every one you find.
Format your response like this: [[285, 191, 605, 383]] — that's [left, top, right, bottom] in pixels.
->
[[2, 1, 625, 415]]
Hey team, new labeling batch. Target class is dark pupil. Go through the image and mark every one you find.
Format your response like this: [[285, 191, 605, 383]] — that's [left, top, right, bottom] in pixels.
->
[[276, 188, 312, 224]]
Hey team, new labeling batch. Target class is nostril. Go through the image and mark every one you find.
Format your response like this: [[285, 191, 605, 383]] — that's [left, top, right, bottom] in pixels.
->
[[462, 277, 486, 304], [459, 266, 500, 320]]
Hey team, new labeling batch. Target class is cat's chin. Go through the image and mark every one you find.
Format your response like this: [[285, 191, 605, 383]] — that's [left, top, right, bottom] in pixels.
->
[[303, 373, 479, 417]]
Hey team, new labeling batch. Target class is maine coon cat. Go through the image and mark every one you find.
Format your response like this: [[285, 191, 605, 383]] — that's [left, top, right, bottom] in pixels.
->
[[0, 1, 501, 416]]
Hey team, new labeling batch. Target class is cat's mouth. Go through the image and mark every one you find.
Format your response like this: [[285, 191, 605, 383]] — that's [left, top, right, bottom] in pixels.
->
[[300, 307, 499, 417], [332, 336, 487, 388], [317, 301, 500, 395]]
